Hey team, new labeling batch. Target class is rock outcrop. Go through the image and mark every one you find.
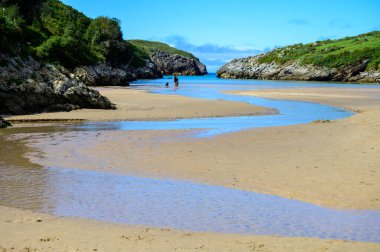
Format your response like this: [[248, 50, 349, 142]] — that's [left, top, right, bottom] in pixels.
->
[[0, 116, 12, 128], [217, 55, 380, 83], [73, 49, 207, 85], [73, 59, 162, 86], [150, 50, 207, 76], [134, 59, 163, 79], [72, 46, 208, 85], [0, 53, 115, 115]]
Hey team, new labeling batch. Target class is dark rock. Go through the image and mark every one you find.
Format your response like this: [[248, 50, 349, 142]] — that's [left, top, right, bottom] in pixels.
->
[[0, 116, 12, 128], [74, 58, 163, 84], [45, 104, 81, 112], [150, 50, 207, 76], [74, 64, 136, 86], [134, 59, 163, 79], [0, 53, 115, 115]]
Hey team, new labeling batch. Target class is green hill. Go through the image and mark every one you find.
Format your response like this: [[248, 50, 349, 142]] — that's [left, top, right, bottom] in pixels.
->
[[0, 0, 196, 70], [128, 40, 197, 60], [258, 31, 380, 71]]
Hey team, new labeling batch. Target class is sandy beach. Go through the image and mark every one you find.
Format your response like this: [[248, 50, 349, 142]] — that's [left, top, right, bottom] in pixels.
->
[[1, 86, 380, 251], [4, 87, 276, 122], [18, 87, 380, 210], [1, 205, 379, 252]]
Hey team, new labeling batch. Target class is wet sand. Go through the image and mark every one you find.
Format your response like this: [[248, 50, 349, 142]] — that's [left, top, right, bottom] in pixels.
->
[[1, 206, 379, 252], [22, 87, 380, 210], [1, 86, 380, 251], [4, 87, 275, 122], [230, 87, 380, 111]]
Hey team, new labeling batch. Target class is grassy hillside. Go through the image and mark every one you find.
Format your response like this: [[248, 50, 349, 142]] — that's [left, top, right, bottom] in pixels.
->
[[0, 0, 175, 69], [258, 31, 380, 71], [129, 40, 197, 60]]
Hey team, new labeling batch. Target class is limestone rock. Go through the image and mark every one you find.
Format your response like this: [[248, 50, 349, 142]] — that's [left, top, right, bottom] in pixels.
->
[[134, 59, 163, 79], [150, 50, 207, 76], [217, 55, 380, 83], [74, 64, 136, 86], [0, 53, 115, 115]]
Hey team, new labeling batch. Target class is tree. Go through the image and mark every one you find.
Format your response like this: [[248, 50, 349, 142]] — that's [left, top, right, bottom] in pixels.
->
[[84, 16, 122, 46], [0, 5, 25, 53]]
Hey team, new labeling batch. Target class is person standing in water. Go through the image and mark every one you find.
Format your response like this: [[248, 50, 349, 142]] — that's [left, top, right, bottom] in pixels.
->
[[174, 75, 179, 88]]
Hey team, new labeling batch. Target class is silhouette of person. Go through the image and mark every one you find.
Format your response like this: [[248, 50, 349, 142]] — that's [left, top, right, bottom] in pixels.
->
[[174, 75, 179, 87]]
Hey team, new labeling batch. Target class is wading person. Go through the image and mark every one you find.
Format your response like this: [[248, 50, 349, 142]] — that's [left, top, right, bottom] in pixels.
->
[[174, 75, 179, 88]]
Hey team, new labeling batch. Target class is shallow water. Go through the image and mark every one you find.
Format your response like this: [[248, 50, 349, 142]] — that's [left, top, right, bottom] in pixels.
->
[[76, 75, 356, 137], [1, 76, 380, 242], [1, 163, 380, 242]]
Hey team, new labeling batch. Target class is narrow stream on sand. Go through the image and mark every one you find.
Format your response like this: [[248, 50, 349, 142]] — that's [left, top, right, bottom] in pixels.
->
[[77, 77, 355, 137], [1, 76, 379, 242]]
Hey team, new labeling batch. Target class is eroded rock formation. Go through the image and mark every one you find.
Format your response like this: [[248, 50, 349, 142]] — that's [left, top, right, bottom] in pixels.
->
[[0, 53, 115, 115], [217, 55, 380, 83]]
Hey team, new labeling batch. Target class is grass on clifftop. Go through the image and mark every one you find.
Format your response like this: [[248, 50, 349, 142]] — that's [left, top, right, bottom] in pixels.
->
[[258, 31, 380, 70], [129, 40, 197, 60]]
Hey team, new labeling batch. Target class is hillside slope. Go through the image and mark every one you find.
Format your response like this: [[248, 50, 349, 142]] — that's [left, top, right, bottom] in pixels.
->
[[129, 40, 207, 75], [0, 0, 207, 115], [217, 32, 380, 83]]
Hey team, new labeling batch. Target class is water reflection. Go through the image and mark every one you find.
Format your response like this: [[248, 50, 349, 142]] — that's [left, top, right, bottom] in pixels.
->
[[1, 77, 379, 243], [0, 164, 379, 242]]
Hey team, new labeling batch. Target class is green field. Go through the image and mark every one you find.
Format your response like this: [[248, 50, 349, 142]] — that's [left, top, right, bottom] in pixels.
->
[[258, 31, 380, 71]]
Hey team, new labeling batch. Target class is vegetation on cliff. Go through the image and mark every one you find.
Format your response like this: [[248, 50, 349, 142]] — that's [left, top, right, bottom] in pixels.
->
[[258, 31, 380, 71], [217, 31, 380, 83], [0, 0, 206, 75], [129, 40, 207, 75], [0, 0, 207, 116], [0, 0, 171, 70], [129, 40, 198, 60]]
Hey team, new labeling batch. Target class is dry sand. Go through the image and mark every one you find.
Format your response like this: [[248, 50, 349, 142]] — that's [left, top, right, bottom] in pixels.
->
[[4, 87, 275, 122], [1, 86, 380, 251], [1, 206, 379, 252]]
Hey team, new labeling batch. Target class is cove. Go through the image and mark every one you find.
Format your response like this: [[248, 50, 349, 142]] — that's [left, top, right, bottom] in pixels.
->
[[1, 76, 379, 243]]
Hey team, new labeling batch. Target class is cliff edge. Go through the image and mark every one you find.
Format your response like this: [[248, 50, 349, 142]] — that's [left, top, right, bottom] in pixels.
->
[[217, 31, 380, 83]]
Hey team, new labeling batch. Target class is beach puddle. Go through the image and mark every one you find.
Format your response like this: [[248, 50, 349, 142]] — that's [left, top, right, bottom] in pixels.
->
[[0, 163, 379, 243]]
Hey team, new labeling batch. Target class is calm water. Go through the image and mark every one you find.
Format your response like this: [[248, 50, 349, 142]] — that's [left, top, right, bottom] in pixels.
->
[[1, 75, 380, 242], [77, 74, 359, 137], [1, 164, 380, 242]]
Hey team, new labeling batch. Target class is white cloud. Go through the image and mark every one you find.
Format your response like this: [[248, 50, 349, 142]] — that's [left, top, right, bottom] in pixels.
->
[[161, 35, 268, 72]]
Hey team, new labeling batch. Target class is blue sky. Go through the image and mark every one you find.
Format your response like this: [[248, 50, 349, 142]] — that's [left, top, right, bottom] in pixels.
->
[[62, 0, 380, 72]]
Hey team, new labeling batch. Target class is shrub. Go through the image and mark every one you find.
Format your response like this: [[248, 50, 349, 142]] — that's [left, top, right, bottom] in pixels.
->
[[0, 5, 24, 53], [35, 35, 95, 68], [85, 17, 122, 46]]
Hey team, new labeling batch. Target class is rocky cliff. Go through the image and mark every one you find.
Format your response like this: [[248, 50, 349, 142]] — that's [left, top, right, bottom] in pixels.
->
[[0, 44, 206, 115], [150, 50, 207, 76], [129, 40, 207, 76], [0, 53, 115, 115], [0, 0, 207, 117], [217, 31, 380, 83], [217, 55, 380, 83], [73, 59, 162, 86]]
